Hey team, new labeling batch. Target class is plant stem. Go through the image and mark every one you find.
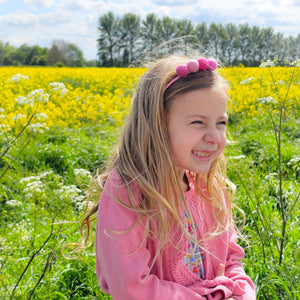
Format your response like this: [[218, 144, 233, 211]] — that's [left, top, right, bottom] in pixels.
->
[[10, 223, 54, 299], [27, 250, 55, 300], [235, 169, 270, 262], [269, 69, 295, 266], [0, 114, 35, 161], [0, 138, 32, 180]]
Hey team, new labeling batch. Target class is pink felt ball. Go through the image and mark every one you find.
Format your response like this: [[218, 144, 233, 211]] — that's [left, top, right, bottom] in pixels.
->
[[197, 57, 209, 70], [187, 60, 199, 73], [207, 59, 218, 71], [176, 64, 189, 77]]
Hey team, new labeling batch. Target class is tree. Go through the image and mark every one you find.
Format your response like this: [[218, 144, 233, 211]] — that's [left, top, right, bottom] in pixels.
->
[[175, 19, 196, 54], [161, 16, 177, 42], [237, 23, 252, 64], [95, 13, 299, 67], [249, 26, 263, 66], [13, 44, 31, 65], [48, 43, 64, 66], [176, 19, 195, 37], [120, 13, 141, 64], [26, 45, 48, 65], [260, 27, 275, 61], [295, 34, 300, 60], [284, 35, 298, 62], [1, 44, 18, 65], [208, 23, 226, 59], [195, 22, 209, 51], [272, 32, 286, 63], [47, 40, 83, 67], [97, 12, 120, 67], [65, 43, 84, 67], [140, 13, 162, 54], [0, 41, 8, 64], [222, 23, 239, 65]]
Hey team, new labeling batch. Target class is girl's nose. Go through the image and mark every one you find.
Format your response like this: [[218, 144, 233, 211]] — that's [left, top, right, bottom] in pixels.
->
[[203, 128, 220, 144]]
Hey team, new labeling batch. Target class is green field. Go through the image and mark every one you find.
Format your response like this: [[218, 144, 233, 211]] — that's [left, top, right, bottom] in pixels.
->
[[0, 67, 299, 299]]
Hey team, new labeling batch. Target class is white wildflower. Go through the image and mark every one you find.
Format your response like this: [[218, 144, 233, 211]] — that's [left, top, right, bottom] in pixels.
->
[[58, 185, 81, 201], [259, 60, 275, 68], [75, 199, 93, 212], [239, 77, 255, 85], [20, 170, 55, 184], [74, 168, 93, 187], [20, 175, 39, 184], [39, 170, 55, 178], [23, 180, 44, 194], [257, 97, 274, 104], [8, 73, 29, 82], [12, 113, 27, 121], [25, 192, 33, 199], [0, 115, 5, 120], [0, 124, 11, 131], [228, 155, 246, 160], [6, 199, 22, 207], [27, 89, 50, 103], [265, 173, 278, 180], [292, 60, 300, 67], [0, 108, 4, 113], [74, 168, 92, 179], [13, 219, 33, 242], [14, 96, 29, 106], [28, 122, 49, 134], [49, 82, 67, 97], [34, 113, 48, 121]]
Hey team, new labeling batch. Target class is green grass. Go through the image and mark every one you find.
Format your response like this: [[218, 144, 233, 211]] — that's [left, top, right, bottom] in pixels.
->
[[1, 109, 299, 299]]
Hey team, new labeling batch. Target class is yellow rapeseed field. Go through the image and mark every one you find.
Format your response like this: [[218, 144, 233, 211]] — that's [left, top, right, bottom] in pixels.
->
[[0, 66, 299, 131]]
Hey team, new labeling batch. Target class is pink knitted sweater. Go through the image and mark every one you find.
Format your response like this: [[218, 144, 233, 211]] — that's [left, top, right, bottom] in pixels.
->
[[95, 171, 256, 299]]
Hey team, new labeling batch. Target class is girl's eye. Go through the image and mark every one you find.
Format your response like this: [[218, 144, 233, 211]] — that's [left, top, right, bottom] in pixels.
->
[[191, 120, 203, 125], [217, 121, 227, 126]]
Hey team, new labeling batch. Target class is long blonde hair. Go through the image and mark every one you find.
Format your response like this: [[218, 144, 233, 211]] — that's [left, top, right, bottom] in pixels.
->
[[80, 55, 235, 255]]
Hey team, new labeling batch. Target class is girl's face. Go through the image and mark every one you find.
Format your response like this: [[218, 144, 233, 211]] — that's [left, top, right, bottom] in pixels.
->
[[167, 87, 228, 180]]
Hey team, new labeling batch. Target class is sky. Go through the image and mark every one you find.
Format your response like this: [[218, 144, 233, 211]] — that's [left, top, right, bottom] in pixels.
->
[[0, 0, 299, 60]]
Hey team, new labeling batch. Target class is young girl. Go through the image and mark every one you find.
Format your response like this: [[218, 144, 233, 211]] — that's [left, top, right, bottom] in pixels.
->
[[83, 55, 256, 299]]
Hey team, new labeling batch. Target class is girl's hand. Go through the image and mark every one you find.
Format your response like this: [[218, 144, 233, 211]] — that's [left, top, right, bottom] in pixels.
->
[[215, 263, 225, 277], [216, 264, 237, 300]]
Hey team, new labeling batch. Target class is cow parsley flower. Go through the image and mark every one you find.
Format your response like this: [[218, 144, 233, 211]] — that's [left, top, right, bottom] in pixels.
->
[[23, 180, 44, 195], [27, 89, 50, 103], [12, 113, 27, 121], [49, 82, 67, 97], [28, 122, 49, 133], [8, 73, 29, 82], [34, 113, 48, 121], [14, 96, 29, 106]]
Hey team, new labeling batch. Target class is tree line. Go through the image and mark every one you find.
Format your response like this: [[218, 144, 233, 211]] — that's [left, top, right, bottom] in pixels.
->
[[0, 40, 97, 67], [97, 12, 300, 67], [1, 12, 299, 68]]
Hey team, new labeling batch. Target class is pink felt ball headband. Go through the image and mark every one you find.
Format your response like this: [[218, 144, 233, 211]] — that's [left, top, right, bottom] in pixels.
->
[[164, 57, 218, 91]]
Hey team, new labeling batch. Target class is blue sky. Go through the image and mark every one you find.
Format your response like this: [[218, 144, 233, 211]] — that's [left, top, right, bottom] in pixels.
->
[[0, 0, 299, 60]]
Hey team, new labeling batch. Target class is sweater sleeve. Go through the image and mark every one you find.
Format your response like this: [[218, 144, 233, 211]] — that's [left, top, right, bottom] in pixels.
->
[[95, 173, 206, 300], [224, 228, 256, 300], [188, 227, 256, 300]]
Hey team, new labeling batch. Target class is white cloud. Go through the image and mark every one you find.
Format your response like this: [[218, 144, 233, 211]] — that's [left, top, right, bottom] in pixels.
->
[[0, 11, 72, 27], [24, 0, 55, 8], [0, 13, 37, 26], [152, 0, 195, 6], [0, 0, 298, 60]]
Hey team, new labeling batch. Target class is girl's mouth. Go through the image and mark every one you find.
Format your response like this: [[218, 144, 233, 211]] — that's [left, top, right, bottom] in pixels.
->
[[192, 150, 213, 157]]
